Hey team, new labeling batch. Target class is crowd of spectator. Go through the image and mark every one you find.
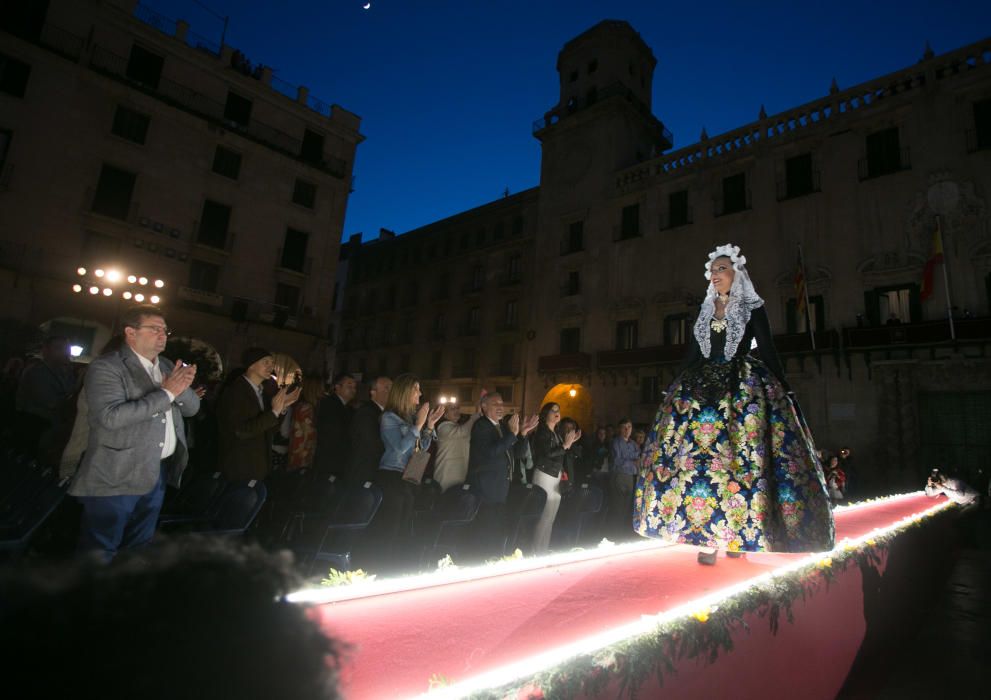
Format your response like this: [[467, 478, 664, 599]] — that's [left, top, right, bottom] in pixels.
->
[[1, 304, 986, 579]]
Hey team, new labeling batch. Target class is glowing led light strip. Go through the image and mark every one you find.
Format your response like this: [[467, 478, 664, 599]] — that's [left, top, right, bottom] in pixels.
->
[[289, 491, 924, 605], [409, 495, 954, 700], [288, 538, 675, 605], [831, 490, 924, 515]]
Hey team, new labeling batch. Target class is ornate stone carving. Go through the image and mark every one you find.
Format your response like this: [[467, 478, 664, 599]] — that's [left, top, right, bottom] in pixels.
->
[[907, 174, 987, 253]]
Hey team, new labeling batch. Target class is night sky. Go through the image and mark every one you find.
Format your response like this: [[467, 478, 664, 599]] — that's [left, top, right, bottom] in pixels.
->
[[143, 0, 991, 242]]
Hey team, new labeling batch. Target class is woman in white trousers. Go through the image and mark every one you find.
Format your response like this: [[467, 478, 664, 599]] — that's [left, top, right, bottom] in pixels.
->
[[530, 402, 581, 554]]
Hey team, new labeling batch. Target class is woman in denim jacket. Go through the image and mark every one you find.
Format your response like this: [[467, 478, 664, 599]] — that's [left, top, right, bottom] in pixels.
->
[[372, 374, 444, 572]]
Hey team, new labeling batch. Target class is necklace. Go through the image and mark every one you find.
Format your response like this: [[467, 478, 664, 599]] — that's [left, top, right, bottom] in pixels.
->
[[716, 293, 730, 303], [710, 317, 727, 333]]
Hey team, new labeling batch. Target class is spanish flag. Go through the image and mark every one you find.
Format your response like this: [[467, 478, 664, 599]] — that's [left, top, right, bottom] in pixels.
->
[[920, 222, 944, 302]]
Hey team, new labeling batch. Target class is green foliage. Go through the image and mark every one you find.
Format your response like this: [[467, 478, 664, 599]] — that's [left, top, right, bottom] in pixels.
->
[[320, 568, 375, 587]]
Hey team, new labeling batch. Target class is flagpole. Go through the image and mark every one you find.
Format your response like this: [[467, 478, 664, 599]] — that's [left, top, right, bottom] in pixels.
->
[[936, 216, 956, 341], [798, 243, 816, 350]]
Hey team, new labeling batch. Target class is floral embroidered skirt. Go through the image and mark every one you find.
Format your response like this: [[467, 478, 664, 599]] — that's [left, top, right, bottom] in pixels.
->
[[633, 357, 835, 552]]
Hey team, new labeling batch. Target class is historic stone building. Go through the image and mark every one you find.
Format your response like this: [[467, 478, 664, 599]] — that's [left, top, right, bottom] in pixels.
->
[[335, 188, 539, 410], [341, 20, 991, 493], [0, 0, 362, 372]]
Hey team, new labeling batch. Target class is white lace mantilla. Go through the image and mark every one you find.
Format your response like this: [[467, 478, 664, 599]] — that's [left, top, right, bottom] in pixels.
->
[[693, 244, 765, 360]]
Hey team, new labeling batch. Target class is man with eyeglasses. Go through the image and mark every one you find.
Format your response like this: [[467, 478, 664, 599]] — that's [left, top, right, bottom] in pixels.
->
[[70, 304, 200, 561]]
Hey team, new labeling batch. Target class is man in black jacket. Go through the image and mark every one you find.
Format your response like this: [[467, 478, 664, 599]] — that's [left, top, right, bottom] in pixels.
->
[[313, 373, 356, 480], [347, 376, 392, 485], [467, 392, 537, 557]]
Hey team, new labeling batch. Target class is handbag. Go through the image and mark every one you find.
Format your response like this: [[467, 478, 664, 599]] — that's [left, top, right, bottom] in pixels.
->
[[402, 439, 430, 484]]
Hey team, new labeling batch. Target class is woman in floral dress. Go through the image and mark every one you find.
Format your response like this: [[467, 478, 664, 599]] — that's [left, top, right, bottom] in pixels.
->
[[634, 244, 834, 557]]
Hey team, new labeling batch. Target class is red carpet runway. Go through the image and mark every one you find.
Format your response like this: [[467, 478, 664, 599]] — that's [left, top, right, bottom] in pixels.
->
[[302, 493, 954, 699]]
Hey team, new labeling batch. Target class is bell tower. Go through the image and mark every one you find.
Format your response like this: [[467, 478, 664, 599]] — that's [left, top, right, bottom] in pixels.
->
[[534, 19, 672, 177]]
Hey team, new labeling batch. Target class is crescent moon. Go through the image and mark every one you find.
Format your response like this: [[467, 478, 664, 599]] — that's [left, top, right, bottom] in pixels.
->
[[363, 2, 371, 8]]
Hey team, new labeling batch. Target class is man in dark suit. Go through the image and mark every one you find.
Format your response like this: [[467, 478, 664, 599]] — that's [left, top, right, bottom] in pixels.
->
[[313, 372, 357, 480], [69, 305, 200, 561], [216, 348, 300, 483], [467, 392, 537, 557], [347, 375, 392, 485]]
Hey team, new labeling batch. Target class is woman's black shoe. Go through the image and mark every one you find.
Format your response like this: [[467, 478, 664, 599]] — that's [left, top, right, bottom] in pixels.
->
[[697, 549, 717, 566]]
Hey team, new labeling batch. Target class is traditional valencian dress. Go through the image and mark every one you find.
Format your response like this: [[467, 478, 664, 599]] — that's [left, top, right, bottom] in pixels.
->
[[633, 248, 834, 553]]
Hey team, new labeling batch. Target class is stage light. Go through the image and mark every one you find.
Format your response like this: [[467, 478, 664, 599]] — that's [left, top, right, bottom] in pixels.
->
[[150, 295, 160, 304], [102, 288, 112, 296], [72, 284, 82, 293], [127, 275, 137, 283], [134, 293, 145, 302], [88, 286, 99, 295], [76, 267, 86, 276], [154, 279, 164, 288], [94, 269, 105, 278], [106, 269, 121, 282], [439, 397, 448, 404], [122, 291, 132, 300], [69, 345, 83, 357], [569, 388, 577, 397], [289, 537, 670, 606], [138, 277, 148, 285]]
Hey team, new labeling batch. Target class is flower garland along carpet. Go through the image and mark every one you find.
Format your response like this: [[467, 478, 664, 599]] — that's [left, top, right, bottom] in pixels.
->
[[312, 492, 957, 699]]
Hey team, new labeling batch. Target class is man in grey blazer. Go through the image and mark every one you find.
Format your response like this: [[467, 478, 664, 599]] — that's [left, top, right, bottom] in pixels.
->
[[69, 305, 200, 560]]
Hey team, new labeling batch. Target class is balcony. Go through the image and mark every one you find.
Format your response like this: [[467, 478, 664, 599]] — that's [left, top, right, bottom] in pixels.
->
[[773, 329, 838, 354], [537, 352, 592, 373], [842, 317, 991, 349], [177, 285, 223, 308], [597, 345, 685, 369]]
